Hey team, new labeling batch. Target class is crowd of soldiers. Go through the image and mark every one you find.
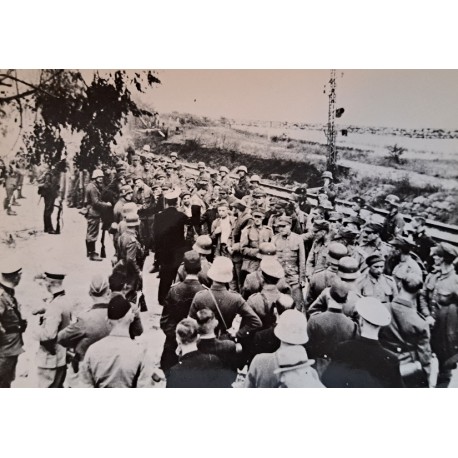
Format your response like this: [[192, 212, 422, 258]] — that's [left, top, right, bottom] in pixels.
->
[[1, 142, 458, 388]]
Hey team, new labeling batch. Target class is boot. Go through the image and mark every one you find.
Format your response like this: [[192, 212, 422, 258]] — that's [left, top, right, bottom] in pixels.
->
[[7, 209, 17, 216], [88, 241, 103, 262], [100, 246, 107, 258], [89, 252, 103, 262], [86, 241, 91, 258]]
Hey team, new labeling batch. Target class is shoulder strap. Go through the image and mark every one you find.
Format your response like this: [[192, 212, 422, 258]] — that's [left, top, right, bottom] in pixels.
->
[[206, 287, 229, 331]]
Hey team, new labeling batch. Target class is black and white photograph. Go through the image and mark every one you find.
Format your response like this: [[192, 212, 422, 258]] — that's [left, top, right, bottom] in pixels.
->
[[1, 69, 457, 389]]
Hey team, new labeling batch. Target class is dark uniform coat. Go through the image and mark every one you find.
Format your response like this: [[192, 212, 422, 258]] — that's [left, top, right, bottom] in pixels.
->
[[322, 336, 404, 388]]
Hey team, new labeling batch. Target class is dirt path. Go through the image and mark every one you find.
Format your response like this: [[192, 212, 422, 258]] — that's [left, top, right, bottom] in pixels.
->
[[0, 182, 165, 388]]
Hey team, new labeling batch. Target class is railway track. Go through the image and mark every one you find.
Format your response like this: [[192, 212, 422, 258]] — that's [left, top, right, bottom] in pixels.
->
[[181, 163, 458, 246]]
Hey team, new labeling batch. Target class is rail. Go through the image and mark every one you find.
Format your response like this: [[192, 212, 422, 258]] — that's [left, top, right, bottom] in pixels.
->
[[181, 163, 458, 246]]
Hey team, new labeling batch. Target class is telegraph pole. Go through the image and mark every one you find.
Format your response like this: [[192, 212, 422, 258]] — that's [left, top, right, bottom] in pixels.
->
[[325, 69, 337, 175]]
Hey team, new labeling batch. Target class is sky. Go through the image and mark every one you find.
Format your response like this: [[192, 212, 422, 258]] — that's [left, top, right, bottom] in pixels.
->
[[142, 70, 458, 130]]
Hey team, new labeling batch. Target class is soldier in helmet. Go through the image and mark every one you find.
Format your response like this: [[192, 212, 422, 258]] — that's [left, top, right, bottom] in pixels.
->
[[234, 165, 251, 199], [411, 213, 436, 271], [305, 241, 348, 310], [85, 169, 113, 261], [381, 194, 405, 242], [319, 171, 337, 205], [219, 166, 233, 191]]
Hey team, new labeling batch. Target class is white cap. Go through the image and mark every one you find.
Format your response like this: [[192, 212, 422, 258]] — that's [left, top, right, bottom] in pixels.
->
[[356, 297, 391, 326]]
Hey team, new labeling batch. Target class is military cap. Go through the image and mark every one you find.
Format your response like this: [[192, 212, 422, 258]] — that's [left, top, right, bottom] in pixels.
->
[[274, 309, 309, 345], [356, 297, 391, 327], [162, 181, 173, 190], [432, 242, 458, 260], [351, 196, 366, 206], [413, 212, 429, 222], [108, 295, 131, 320], [180, 190, 191, 199], [0, 256, 22, 276], [329, 279, 350, 305], [183, 250, 201, 274], [314, 219, 330, 231], [338, 226, 360, 239], [120, 185, 133, 198], [260, 258, 285, 279], [92, 169, 104, 179], [294, 186, 308, 195], [328, 211, 343, 222], [44, 270, 66, 281], [342, 216, 365, 228], [159, 157, 166, 162], [328, 242, 348, 264], [185, 175, 196, 182], [210, 171, 218, 177], [207, 256, 233, 283], [322, 171, 333, 180], [152, 183, 161, 190], [338, 256, 360, 281], [237, 165, 248, 174], [193, 235, 213, 255], [251, 174, 261, 183], [389, 235, 415, 249], [230, 199, 247, 211], [219, 166, 230, 174], [364, 222, 384, 234], [200, 173, 211, 182], [276, 215, 292, 226], [253, 188, 266, 198], [164, 189, 180, 201], [259, 242, 277, 257], [197, 162, 206, 169], [385, 194, 401, 206], [318, 200, 334, 210], [251, 207, 266, 217], [142, 145, 151, 152], [126, 214, 140, 227], [170, 152, 178, 158], [365, 254, 385, 267], [89, 274, 110, 297], [217, 200, 229, 208]]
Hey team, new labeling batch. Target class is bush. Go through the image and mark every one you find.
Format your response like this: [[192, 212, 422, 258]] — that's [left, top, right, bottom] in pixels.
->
[[386, 144, 407, 164]]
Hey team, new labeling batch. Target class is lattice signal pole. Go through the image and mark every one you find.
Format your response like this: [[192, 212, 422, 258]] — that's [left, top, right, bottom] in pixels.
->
[[325, 69, 337, 175]]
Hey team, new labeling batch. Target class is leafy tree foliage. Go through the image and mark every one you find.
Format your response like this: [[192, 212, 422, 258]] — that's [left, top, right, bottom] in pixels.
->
[[0, 69, 160, 170]]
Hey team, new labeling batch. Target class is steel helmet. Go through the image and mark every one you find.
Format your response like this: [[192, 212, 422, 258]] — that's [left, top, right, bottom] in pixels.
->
[[92, 169, 104, 179]]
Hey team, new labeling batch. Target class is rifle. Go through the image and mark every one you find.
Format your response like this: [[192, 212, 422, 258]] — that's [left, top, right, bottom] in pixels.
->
[[55, 201, 63, 234], [100, 228, 106, 258]]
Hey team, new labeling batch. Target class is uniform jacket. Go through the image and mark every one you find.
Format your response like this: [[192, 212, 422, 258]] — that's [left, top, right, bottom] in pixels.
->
[[234, 176, 251, 199], [381, 211, 405, 242], [420, 265, 458, 319], [231, 210, 253, 263], [154, 207, 187, 266], [305, 267, 338, 310], [166, 350, 234, 388], [85, 181, 111, 218], [308, 287, 361, 322], [245, 284, 281, 329], [307, 309, 357, 359], [240, 224, 273, 273], [118, 228, 144, 271], [356, 239, 392, 265], [79, 334, 151, 388], [354, 272, 398, 303], [0, 283, 25, 357], [306, 231, 329, 277], [241, 269, 291, 300], [35, 291, 72, 369], [189, 284, 262, 340], [413, 230, 436, 271], [197, 336, 239, 375], [160, 278, 205, 339], [113, 197, 129, 224], [177, 258, 211, 287], [134, 184, 155, 218], [322, 336, 404, 388], [245, 346, 323, 388], [272, 232, 306, 286], [380, 297, 432, 375]]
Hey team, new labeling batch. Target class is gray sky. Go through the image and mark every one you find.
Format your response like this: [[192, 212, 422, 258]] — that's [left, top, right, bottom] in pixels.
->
[[145, 70, 458, 130]]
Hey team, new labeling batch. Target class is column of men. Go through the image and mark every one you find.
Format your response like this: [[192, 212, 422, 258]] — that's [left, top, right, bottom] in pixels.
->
[[2, 145, 458, 389]]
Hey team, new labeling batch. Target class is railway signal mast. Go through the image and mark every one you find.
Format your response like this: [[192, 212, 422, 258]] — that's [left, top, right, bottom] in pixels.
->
[[324, 69, 344, 177]]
